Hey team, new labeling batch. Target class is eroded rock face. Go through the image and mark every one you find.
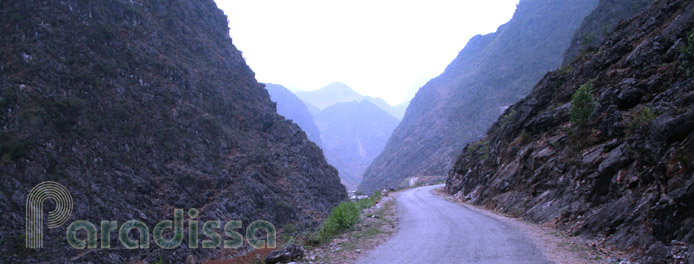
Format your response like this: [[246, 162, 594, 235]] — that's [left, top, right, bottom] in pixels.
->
[[0, 0, 345, 262], [446, 0, 694, 261]]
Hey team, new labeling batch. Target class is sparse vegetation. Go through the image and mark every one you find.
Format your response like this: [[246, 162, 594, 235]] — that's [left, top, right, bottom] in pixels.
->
[[0, 85, 18, 109], [467, 140, 490, 161], [626, 106, 657, 135], [500, 110, 516, 126], [355, 191, 381, 210], [570, 80, 596, 127], [0, 139, 33, 162]]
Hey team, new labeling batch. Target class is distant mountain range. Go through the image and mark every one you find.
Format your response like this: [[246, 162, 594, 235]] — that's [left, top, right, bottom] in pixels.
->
[[268, 83, 402, 190], [295, 82, 407, 120]]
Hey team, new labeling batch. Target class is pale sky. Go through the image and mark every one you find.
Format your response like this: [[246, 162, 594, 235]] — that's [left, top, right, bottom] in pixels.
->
[[214, 0, 519, 105]]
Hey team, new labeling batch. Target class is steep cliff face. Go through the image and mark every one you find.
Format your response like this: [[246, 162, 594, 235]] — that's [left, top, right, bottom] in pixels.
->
[[563, 0, 655, 63], [265, 83, 323, 146], [0, 0, 345, 263], [446, 0, 694, 262], [315, 101, 399, 190], [360, 0, 599, 193]]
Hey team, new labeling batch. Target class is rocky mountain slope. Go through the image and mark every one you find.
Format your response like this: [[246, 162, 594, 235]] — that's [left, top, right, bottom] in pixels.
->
[[315, 101, 399, 190], [0, 0, 345, 263], [265, 83, 323, 146], [446, 0, 694, 262], [360, 0, 599, 193], [563, 0, 655, 63]]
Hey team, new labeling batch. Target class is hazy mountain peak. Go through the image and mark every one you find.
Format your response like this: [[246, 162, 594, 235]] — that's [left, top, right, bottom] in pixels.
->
[[294, 83, 363, 110]]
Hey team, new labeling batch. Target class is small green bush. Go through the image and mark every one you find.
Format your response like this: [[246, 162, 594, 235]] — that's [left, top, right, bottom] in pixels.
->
[[570, 80, 596, 127], [1, 139, 33, 161], [500, 110, 516, 126], [318, 201, 359, 240], [680, 27, 694, 77], [467, 140, 490, 160], [627, 106, 657, 134]]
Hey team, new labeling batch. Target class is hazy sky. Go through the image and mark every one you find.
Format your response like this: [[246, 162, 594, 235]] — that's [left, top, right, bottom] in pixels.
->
[[214, 0, 519, 105]]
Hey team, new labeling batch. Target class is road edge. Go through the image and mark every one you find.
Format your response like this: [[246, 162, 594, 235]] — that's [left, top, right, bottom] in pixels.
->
[[432, 186, 629, 264]]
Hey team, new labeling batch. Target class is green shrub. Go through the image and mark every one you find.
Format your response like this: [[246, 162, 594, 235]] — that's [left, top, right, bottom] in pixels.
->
[[570, 80, 596, 127], [467, 140, 490, 160], [1, 139, 33, 161], [680, 27, 694, 77], [0, 85, 18, 109], [627, 106, 657, 134], [500, 110, 516, 126], [318, 201, 359, 240]]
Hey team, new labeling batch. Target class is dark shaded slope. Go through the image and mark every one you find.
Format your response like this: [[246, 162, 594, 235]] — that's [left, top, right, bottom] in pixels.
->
[[265, 83, 323, 146], [360, 0, 598, 193], [0, 0, 345, 262], [447, 0, 694, 262]]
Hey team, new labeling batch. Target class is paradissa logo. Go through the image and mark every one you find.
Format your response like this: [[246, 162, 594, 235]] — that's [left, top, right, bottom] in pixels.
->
[[26, 181, 276, 250]]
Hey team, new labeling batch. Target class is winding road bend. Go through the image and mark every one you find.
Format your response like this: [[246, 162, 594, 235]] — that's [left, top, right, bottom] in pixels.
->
[[357, 185, 551, 264]]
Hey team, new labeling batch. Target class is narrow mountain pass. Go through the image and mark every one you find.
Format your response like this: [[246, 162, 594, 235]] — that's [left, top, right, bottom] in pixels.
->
[[357, 185, 551, 264]]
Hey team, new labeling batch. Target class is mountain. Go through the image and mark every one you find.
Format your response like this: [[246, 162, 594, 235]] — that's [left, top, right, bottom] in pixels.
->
[[362, 96, 402, 119], [315, 101, 399, 190], [446, 0, 694, 261], [392, 101, 409, 120], [294, 82, 364, 110], [359, 0, 599, 193], [294, 82, 403, 120], [0, 0, 345, 263], [265, 83, 322, 146]]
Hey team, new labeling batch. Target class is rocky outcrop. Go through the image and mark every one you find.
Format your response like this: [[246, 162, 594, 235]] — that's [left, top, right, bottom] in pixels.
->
[[265, 244, 305, 264], [360, 0, 599, 193], [0, 0, 345, 263], [446, 0, 694, 262]]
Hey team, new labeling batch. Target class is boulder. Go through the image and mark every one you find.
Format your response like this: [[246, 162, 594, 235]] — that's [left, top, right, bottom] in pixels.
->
[[265, 245, 305, 264]]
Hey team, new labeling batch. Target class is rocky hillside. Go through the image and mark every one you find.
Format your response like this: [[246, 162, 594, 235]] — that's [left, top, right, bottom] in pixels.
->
[[315, 101, 399, 191], [446, 0, 694, 262], [563, 0, 655, 63], [265, 83, 323, 146], [0, 0, 345, 263], [360, 0, 599, 193]]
